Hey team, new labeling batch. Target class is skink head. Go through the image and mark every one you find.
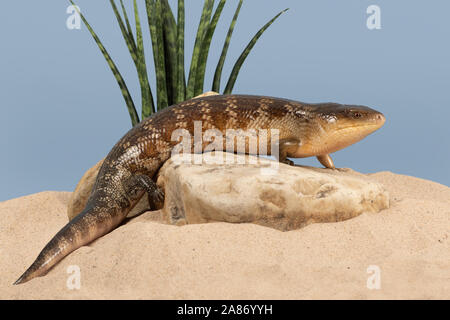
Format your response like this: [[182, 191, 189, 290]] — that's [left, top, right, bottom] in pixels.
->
[[317, 103, 385, 154], [291, 103, 385, 157]]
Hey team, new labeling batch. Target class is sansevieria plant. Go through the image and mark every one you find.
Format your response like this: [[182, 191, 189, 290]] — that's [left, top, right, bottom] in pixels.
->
[[69, 0, 288, 126]]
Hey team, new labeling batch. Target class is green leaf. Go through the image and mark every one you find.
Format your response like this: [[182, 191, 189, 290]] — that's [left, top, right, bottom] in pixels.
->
[[134, 0, 155, 118], [111, 0, 155, 117], [70, 0, 140, 126], [145, 0, 168, 110], [186, 0, 214, 99], [176, 0, 186, 103], [224, 8, 289, 94], [109, 0, 137, 64], [161, 0, 178, 106], [212, 0, 243, 93], [119, 0, 136, 51], [194, 0, 226, 96]]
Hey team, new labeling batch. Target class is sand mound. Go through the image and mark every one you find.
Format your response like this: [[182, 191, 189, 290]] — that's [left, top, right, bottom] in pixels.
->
[[1, 171, 449, 299]]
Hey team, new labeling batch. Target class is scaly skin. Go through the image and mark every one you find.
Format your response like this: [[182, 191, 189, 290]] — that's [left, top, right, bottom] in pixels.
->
[[14, 94, 385, 284]]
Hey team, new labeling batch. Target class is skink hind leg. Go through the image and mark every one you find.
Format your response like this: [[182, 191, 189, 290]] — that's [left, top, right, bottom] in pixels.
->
[[125, 174, 165, 210], [316, 154, 335, 169]]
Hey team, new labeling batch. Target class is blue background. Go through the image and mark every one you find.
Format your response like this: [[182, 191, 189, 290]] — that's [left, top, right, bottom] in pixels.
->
[[1, 0, 449, 201]]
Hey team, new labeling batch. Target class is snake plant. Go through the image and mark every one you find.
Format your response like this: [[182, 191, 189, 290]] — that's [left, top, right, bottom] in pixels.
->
[[69, 0, 288, 126]]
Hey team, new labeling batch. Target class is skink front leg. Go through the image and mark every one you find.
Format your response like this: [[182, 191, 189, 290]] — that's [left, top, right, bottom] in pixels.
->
[[277, 138, 300, 166], [316, 154, 335, 169]]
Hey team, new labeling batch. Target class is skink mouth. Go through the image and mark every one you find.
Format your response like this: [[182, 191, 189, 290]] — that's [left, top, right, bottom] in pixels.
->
[[321, 112, 385, 154], [338, 111, 386, 131], [335, 121, 384, 133]]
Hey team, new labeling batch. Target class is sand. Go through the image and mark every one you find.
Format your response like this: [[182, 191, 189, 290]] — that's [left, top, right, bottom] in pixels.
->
[[0, 171, 449, 299]]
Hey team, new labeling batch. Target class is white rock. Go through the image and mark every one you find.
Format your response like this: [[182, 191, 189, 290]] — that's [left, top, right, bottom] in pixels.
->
[[157, 153, 390, 231]]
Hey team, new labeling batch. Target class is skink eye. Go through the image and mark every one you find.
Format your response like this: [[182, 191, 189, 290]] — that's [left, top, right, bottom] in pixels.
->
[[353, 112, 362, 118]]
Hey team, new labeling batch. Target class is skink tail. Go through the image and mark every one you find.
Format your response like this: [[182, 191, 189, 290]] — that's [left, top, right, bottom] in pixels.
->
[[14, 205, 124, 285]]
